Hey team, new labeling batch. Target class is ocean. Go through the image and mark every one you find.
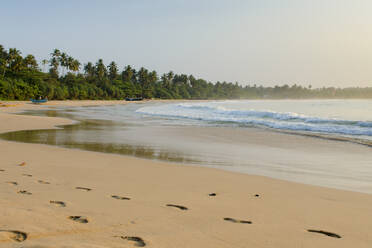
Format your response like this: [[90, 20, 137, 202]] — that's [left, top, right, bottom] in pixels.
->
[[136, 99, 372, 141]]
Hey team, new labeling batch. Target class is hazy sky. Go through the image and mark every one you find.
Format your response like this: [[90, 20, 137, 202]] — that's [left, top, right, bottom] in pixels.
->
[[2, 0, 372, 87]]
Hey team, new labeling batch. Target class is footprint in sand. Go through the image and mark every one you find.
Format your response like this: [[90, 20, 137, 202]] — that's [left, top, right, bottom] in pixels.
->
[[0, 230, 28, 242], [22, 174, 32, 177], [307, 229, 341, 239], [68, 216, 89, 223], [50, 200, 66, 207], [166, 204, 188, 210], [224, 217, 252, 224], [75, 187, 92, 191], [17, 190, 32, 195], [37, 180, 50, 184], [6, 181, 18, 185], [120, 236, 146, 247], [111, 195, 131, 200]]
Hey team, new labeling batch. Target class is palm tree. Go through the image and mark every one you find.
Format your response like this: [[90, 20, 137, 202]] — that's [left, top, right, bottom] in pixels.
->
[[50, 49, 61, 77], [23, 55, 38, 70], [0, 45, 8, 78], [42, 59, 49, 72], [0, 45, 5, 56], [121, 65, 134, 82], [149, 70, 157, 83], [137, 67, 150, 98], [161, 71, 174, 90], [108, 61, 118, 80], [49, 57, 59, 77], [84, 62, 94, 77], [67, 56, 74, 74], [51, 49, 61, 58], [8, 48, 23, 73], [71, 59, 80, 74], [60, 53, 68, 75], [95, 59, 106, 79], [167, 71, 174, 82]]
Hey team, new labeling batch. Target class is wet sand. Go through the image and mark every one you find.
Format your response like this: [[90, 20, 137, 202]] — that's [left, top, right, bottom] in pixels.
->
[[3, 103, 371, 194], [1, 101, 372, 247]]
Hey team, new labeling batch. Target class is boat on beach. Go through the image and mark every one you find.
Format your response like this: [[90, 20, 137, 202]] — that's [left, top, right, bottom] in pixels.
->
[[125, 97, 143, 101], [30, 98, 48, 104]]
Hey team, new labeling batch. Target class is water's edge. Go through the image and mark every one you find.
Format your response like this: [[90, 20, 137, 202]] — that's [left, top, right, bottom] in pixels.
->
[[1, 105, 371, 194]]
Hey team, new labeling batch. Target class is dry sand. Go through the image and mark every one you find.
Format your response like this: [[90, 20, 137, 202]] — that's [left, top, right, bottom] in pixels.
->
[[0, 101, 372, 248]]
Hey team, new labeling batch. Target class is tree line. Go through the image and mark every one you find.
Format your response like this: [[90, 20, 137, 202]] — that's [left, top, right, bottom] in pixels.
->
[[1, 44, 372, 100]]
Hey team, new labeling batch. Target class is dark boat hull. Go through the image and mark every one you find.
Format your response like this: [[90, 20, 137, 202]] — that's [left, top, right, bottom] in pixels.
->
[[30, 99, 48, 103], [125, 97, 143, 101]]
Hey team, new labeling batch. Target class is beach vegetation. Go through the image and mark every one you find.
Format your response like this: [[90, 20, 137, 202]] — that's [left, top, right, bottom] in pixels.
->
[[1, 44, 372, 100]]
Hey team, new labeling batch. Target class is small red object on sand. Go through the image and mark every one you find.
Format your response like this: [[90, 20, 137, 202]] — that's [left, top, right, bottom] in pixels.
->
[[18, 162, 26, 166]]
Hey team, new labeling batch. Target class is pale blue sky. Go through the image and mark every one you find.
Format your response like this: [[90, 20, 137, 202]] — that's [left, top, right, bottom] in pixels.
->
[[2, 0, 372, 87]]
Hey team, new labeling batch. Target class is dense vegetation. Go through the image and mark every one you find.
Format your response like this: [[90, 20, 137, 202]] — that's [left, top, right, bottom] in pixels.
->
[[1, 45, 372, 100]]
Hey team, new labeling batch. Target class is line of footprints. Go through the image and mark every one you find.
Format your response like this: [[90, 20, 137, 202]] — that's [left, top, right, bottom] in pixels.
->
[[0, 164, 342, 246]]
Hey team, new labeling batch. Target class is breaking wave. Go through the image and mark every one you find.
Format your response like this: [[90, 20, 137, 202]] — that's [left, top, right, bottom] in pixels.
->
[[136, 102, 372, 137]]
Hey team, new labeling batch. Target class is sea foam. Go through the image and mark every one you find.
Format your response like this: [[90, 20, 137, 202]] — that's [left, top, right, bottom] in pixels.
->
[[136, 101, 372, 137]]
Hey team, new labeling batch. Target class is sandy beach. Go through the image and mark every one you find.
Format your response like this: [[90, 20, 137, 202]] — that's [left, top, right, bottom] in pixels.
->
[[1, 101, 372, 248]]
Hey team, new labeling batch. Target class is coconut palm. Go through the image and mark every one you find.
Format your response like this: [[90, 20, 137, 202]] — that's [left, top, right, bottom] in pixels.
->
[[8, 48, 23, 73], [42, 59, 49, 72], [60, 53, 68, 75], [108, 61, 118, 80], [0, 45, 8, 78], [51, 49, 61, 58], [149, 70, 157, 83], [71, 59, 80, 74], [49, 57, 59, 77], [67, 56, 74, 74], [95, 59, 106, 79], [50, 49, 61, 77], [84, 62, 94, 77], [121, 65, 134, 82], [23, 54, 38, 70]]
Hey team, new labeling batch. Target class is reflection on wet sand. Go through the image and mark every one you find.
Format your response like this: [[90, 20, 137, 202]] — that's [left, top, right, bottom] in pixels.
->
[[3, 106, 372, 194], [1, 110, 200, 164]]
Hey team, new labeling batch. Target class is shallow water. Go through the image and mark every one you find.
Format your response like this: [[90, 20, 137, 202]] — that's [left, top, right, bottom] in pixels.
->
[[2, 111, 200, 164], [1, 100, 372, 194]]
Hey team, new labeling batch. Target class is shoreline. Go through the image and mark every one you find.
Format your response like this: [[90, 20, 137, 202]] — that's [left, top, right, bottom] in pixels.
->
[[1, 100, 372, 247], [2, 101, 372, 194], [2, 100, 372, 148]]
